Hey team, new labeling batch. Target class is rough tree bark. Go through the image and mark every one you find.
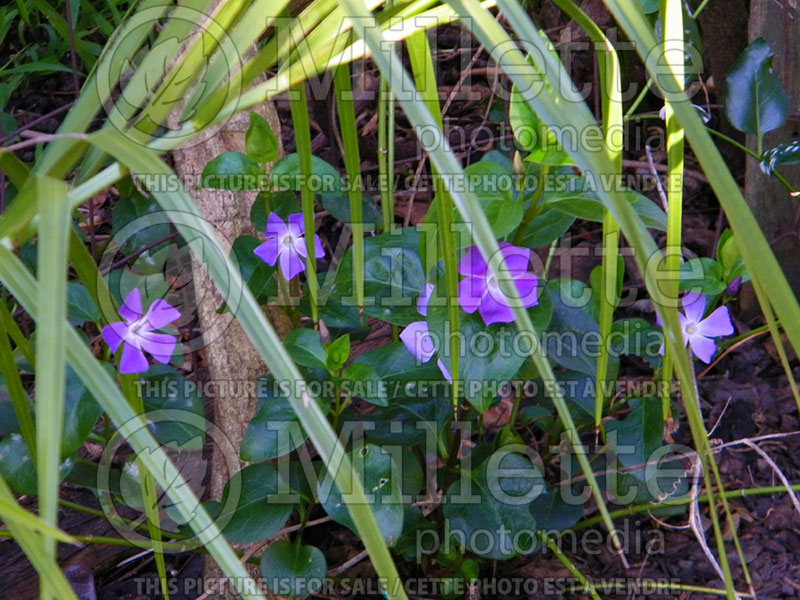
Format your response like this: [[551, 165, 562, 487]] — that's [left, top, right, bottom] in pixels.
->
[[172, 96, 291, 596], [743, 0, 800, 310]]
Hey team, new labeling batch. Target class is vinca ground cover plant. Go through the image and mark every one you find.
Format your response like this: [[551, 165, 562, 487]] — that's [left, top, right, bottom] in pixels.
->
[[0, 0, 800, 598]]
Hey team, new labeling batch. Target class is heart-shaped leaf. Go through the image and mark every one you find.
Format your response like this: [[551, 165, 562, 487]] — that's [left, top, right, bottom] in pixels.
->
[[260, 540, 326, 598]]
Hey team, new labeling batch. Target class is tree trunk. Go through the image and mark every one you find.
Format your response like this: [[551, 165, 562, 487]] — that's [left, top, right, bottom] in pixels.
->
[[172, 95, 291, 596], [742, 1, 800, 315]]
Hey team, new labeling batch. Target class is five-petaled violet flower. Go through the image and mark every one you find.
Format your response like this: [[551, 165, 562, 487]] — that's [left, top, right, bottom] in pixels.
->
[[659, 291, 734, 364], [102, 289, 181, 374], [254, 213, 325, 281], [400, 283, 452, 382], [458, 243, 539, 326]]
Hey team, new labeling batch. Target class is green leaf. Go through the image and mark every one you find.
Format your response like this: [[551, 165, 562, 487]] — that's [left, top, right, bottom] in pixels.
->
[[509, 84, 574, 166], [245, 112, 278, 164], [216, 463, 296, 543], [66, 281, 101, 325], [328, 227, 426, 326], [545, 286, 606, 375], [62, 366, 104, 457], [283, 329, 328, 370], [679, 257, 726, 296], [201, 151, 263, 191], [270, 153, 344, 197], [443, 449, 543, 559], [518, 209, 575, 249], [325, 334, 350, 372], [350, 341, 444, 407], [322, 195, 382, 231], [428, 284, 552, 412], [319, 444, 404, 546], [139, 365, 205, 449], [544, 186, 667, 231], [724, 38, 789, 137], [241, 378, 317, 462], [760, 139, 800, 175], [528, 487, 584, 532], [111, 192, 170, 253], [230, 235, 277, 304], [0, 433, 73, 495], [260, 540, 326, 598], [250, 191, 298, 233]]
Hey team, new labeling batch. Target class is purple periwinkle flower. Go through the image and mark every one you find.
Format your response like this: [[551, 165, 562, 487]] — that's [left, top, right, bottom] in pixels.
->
[[254, 213, 325, 281], [658, 291, 734, 364], [457, 243, 539, 326], [400, 283, 452, 382], [102, 289, 180, 374]]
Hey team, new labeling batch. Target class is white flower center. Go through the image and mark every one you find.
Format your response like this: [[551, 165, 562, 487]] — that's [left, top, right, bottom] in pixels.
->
[[282, 233, 294, 246], [685, 322, 697, 335], [486, 274, 500, 292]]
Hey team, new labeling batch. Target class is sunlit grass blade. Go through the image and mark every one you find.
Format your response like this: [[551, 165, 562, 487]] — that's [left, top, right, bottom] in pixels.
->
[[34, 175, 70, 600], [378, 61, 396, 233], [88, 128, 408, 600], [289, 82, 322, 321], [334, 63, 365, 309], [551, 0, 623, 430], [660, 0, 685, 424], [121, 373, 169, 600], [405, 28, 461, 411], [0, 476, 79, 600]]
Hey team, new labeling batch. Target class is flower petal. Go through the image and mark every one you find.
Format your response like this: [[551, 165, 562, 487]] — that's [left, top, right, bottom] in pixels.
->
[[265, 213, 288, 238], [313, 234, 325, 259], [458, 276, 486, 313], [120, 342, 149, 374], [688, 334, 717, 364], [511, 272, 539, 309], [417, 283, 435, 316], [145, 299, 180, 329], [697, 306, 734, 338], [139, 331, 177, 364], [254, 237, 280, 266], [292, 236, 308, 258], [400, 321, 436, 363], [499, 243, 531, 274], [279, 247, 306, 281], [119, 289, 143, 322], [102, 321, 128, 353], [479, 293, 515, 325], [287, 213, 305, 238], [681, 291, 707, 324], [458, 245, 487, 277]]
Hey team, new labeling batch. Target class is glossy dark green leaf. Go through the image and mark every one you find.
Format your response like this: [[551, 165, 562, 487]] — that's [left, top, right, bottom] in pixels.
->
[[350, 341, 444, 407], [283, 329, 328, 370], [260, 540, 326, 598], [545, 286, 604, 375], [322, 195, 381, 231], [0, 433, 72, 495], [428, 284, 552, 412], [62, 365, 104, 457], [679, 257, 726, 296], [139, 365, 205, 449], [270, 153, 344, 197], [329, 227, 426, 326], [319, 444, 404, 546], [245, 112, 278, 164], [66, 282, 101, 325], [230, 235, 277, 304], [443, 449, 543, 559], [111, 193, 170, 253], [200, 151, 262, 190], [518, 209, 575, 249], [544, 186, 667, 231], [216, 463, 296, 543], [725, 38, 789, 137], [250, 191, 299, 233], [529, 487, 584, 532]]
